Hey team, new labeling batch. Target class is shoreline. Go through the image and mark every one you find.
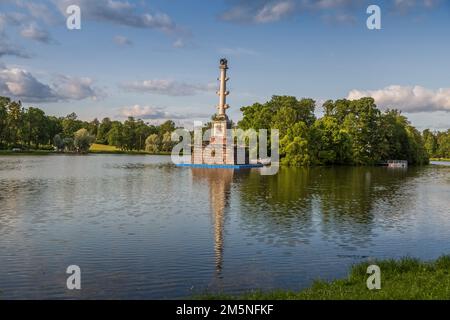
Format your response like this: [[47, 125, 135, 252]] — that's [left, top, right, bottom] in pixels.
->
[[1, 150, 448, 166], [0, 150, 171, 156], [430, 158, 450, 162], [199, 255, 450, 300]]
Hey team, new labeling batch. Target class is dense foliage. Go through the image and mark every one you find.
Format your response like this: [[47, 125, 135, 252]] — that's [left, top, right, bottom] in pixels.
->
[[0, 96, 175, 153], [0, 95, 446, 163], [423, 129, 450, 159], [239, 96, 431, 166]]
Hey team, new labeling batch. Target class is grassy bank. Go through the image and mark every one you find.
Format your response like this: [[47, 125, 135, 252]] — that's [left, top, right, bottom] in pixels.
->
[[200, 256, 450, 300], [431, 158, 450, 162], [89, 143, 170, 155], [0, 150, 55, 156], [0, 144, 170, 156]]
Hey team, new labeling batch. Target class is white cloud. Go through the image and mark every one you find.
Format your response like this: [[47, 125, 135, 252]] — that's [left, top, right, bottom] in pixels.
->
[[119, 105, 209, 120], [0, 40, 30, 58], [54, 0, 178, 33], [393, 0, 416, 12], [220, 0, 357, 24], [219, 47, 258, 56], [307, 0, 358, 10], [172, 39, 185, 48], [0, 9, 54, 46], [114, 35, 133, 46], [0, 66, 55, 102], [120, 80, 215, 96], [0, 65, 102, 103], [53, 75, 104, 101], [11, 0, 57, 25], [221, 0, 296, 24], [220, 0, 442, 24], [392, 0, 443, 12], [347, 85, 450, 113], [20, 24, 54, 44], [322, 13, 357, 25], [254, 1, 295, 23], [0, 12, 26, 30]]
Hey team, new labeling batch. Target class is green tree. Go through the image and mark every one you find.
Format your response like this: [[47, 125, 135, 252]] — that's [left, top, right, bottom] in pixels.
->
[[239, 102, 272, 131], [88, 118, 100, 137], [53, 134, 64, 151], [161, 131, 174, 152], [271, 106, 298, 138], [122, 117, 137, 151], [342, 98, 383, 165], [23, 107, 47, 149], [96, 117, 112, 144], [74, 128, 95, 153], [311, 116, 352, 164], [6, 100, 23, 147], [423, 129, 438, 157], [160, 120, 176, 135], [436, 130, 450, 158], [145, 134, 160, 153], [62, 113, 83, 138], [280, 122, 311, 166], [135, 120, 152, 151], [0, 97, 10, 147], [63, 137, 74, 152], [107, 121, 125, 149]]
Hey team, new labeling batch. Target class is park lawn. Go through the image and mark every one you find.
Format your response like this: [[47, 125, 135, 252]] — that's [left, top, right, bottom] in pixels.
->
[[90, 143, 120, 152], [89, 143, 171, 155], [431, 158, 450, 162], [200, 256, 450, 300]]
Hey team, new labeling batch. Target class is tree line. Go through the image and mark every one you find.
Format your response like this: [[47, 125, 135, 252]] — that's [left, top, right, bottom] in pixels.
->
[[0, 96, 176, 153], [238, 96, 433, 166], [1, 95, 448, 164], [423, 129, 450, 159]]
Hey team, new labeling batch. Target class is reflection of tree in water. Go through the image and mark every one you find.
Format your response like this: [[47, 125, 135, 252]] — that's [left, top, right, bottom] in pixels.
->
[[238, 166, 422, 250], [236, 168, 316, 247], [191, 168, 233, 277]]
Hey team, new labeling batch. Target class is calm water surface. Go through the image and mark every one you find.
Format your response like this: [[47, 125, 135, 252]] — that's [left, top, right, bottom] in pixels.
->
[[0, 155, 449, 299]]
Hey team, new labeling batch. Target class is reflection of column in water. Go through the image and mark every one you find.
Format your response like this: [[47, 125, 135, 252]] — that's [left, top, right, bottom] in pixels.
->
[[191, 168, 233, 275]]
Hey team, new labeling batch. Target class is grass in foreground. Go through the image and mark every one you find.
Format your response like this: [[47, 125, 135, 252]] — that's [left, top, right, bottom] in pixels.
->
[[199, 256, 450, 300]]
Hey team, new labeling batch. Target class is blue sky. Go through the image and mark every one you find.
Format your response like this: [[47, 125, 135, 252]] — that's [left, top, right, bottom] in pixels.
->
[[0, 0, 449, 130]]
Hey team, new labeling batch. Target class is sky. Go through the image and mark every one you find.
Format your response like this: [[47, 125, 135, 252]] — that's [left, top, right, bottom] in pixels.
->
[[0, 0, 449, 131]]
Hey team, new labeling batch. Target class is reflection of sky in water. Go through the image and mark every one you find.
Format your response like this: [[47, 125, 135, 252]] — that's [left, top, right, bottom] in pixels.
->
[[0, 155, 449, 299]]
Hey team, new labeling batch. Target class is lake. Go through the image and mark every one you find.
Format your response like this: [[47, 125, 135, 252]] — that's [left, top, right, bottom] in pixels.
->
[[0, 155, 449, 299]]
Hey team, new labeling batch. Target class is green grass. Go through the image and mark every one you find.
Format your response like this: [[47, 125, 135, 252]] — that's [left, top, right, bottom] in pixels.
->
[[199, 256, 450, 300], [89, 143, 170, 155], [431, 158, 450, 162], [89, 143, 120, 152]]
